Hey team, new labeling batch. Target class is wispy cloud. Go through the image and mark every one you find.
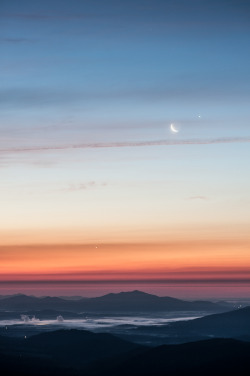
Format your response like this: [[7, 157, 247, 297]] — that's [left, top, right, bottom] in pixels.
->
[[1, 78, 249, 109], [1, 137, 250, 154], [62, 182, 107, 192], [188, 196, 208, 201], [2, 268, 248, 279], [0, 37, 34, 43], [1, 278, 250, 285], [0, 13, 96, 21]]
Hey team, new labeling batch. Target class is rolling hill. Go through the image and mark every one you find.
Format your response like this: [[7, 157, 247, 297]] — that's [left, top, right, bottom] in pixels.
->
[[0, 330, 250, 375]]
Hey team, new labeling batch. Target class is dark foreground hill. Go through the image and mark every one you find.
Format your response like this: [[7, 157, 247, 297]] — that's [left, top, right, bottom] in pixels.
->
[[172, 305, 250, 337], [0, 329, 142, 368], [105, 305, 250, 346], [122, 305, 250, 344], [0, 290, 229, 313], [0, 329, 145, 375], [0, 329, 250, 375], [116, 338, 250, 376]]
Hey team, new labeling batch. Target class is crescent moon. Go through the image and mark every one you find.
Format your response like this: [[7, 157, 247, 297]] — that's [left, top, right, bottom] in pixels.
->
[[170, 123, 179, 133]]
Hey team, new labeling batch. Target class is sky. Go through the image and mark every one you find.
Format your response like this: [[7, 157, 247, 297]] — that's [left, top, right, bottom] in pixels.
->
[[0, 0, 250, 299]]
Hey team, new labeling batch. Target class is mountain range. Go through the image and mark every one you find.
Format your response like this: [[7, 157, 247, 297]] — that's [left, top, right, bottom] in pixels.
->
[[0, 290, 230, 313]]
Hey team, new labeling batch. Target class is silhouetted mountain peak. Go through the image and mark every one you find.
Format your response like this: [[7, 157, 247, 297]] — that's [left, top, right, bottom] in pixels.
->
[[2, 294, 35, 303], [114, 290, 158, 298], [95, 290, 160, 302], [129, 290, 154, 296], [5, 294, 28, 299]]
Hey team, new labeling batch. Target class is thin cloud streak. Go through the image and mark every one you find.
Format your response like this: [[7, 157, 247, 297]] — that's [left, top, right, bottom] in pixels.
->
[[188, 196, 208, 201], [0, 38, 34, 43], [0, 12, 102, 21], [1, 269, 249, 279], [62, 182, 107, 192], [1, 137, 250, 154], [0, 279, 250, 285]]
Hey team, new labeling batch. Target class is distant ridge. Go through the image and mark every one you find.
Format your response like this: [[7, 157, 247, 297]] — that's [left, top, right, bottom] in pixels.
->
[[0, 290, 230, 313]]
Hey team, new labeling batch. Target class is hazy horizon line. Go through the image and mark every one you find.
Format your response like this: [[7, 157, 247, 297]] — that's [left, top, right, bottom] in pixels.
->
[[1, 279, 250, 284]]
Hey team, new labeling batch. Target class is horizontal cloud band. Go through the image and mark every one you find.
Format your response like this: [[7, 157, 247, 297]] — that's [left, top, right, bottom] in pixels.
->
[[1, 137, 250, 154], [0, 279, 250, 284]]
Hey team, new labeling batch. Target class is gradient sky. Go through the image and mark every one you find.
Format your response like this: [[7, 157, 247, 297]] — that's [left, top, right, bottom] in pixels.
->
[[0, 0, 250, 298]]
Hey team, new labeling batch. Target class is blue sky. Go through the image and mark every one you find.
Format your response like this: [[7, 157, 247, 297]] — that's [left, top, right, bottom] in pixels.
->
[[0, 0, 250, 296], [1, 0, 249, 141], [1, 0, 250, 231]]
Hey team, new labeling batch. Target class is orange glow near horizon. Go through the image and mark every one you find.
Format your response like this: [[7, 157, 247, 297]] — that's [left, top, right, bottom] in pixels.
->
[[1, 241, 250, 284]]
